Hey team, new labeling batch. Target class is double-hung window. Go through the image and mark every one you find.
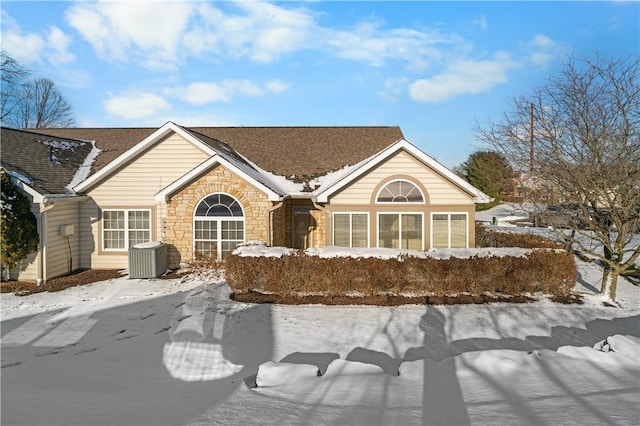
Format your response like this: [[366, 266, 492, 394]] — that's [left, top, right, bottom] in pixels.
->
[[333, 213, 368, 247], [432, 213, 467, 248], [103, 209, 151, 250]]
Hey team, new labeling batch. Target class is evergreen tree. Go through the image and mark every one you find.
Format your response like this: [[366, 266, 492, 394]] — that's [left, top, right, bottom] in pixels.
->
[[461, 150, 515, 207], [0, 169, 39, 279]]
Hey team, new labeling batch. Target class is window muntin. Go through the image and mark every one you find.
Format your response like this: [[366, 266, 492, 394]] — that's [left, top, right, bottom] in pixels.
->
[[333, 213, 368, 248], [195, 193, 243, 217], [103, 209, 151, 250], [377, 180, 424, 203], [431, 213, 468, 248], [194, 193, 244, 261], [378, 213, 423, 250]]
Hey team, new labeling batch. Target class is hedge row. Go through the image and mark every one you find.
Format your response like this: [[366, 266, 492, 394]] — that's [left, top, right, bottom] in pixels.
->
[[475, 223, 565, 249], [225, 249, 576, 299]]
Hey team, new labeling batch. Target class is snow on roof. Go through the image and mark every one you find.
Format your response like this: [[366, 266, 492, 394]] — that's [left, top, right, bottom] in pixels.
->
[[9, 170, 34, 186], [236, 152, 375, 197], [67, 140, 101, 192]]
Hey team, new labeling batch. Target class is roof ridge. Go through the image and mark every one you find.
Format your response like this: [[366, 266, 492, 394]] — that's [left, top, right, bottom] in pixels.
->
[[1, 127, 90, 142], [189, 125, 402, 129]]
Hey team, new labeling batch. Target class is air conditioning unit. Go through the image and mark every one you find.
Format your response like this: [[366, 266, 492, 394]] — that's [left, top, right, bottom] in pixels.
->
[[128, 242, 168, 279]]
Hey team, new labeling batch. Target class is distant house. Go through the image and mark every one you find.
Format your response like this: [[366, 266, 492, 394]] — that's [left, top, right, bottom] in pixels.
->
[[0, 122, 490, 282]]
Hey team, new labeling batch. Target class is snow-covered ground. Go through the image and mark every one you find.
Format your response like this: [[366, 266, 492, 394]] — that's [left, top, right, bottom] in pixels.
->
[[2, 216, 639, 425]]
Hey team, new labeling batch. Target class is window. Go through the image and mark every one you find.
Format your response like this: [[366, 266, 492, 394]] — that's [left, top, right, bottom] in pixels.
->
[[333, 213, 368, 247], [377, 180, 424, 203], [194, 193, 244, 261], [431, 213, 468, 248], [378, 213, 423, 249], [103, 209, 151, 250]]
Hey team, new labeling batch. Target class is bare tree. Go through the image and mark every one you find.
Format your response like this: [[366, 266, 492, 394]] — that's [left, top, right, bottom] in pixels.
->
[[476, 54, 640, 301], [16, 78, 75, 128], [1, 51, 74, 128], [1, 49, 30, 123]]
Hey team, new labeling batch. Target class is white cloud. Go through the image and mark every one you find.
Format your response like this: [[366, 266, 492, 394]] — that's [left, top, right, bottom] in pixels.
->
[[187, 1, 316, 64], [65, 1, 315, 69], [530, 34, 554, 48], [324, 20, 457, 70], [65, 1, 196, 70], [167, 79, 289, 105], [0, 11, 75, 67], [524, 34, 562, 67], [62, 1, 463, 71], [473, 16, 488, 30], [408, 52, 519, 103], [378, 77, 409, 102], [169, 82, 230, 105], [104, 92, 171, 120], [265, 80, 289, 93], [46, 26, 74, 65]]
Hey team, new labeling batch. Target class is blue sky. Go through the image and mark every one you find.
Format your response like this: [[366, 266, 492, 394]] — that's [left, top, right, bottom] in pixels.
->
[[1, 1, 638, 168]]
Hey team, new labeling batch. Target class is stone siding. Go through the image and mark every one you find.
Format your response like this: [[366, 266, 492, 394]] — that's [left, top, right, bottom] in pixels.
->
[[164, 164, 273, 267]]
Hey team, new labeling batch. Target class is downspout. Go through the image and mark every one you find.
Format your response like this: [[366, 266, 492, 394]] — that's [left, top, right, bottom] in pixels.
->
[[266, 200, 284, 246], [37, 201, 55, 286]]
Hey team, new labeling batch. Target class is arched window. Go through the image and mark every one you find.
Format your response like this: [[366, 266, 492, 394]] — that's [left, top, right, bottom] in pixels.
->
[[194, 193, 244, 261], [376, 180, 424, 203]]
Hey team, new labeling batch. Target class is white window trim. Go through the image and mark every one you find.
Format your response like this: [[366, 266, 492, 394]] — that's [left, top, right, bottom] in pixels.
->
[[430, 212, 469, 249], [375, 179, 425, 204], [193, 217, 245, 261], [332, 212, 370, 247], [376, 212, 425, 250], [102, 209, 152, 251], [192, 193, 246, 261]]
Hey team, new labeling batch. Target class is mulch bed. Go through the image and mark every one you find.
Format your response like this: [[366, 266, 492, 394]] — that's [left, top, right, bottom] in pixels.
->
[[0, 269, 125, 296], [231, 291, 579, 306]]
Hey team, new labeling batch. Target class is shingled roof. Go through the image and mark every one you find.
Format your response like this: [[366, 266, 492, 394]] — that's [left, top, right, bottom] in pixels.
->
[[28, 125, 404, 181], [0, 128, 94, 195]]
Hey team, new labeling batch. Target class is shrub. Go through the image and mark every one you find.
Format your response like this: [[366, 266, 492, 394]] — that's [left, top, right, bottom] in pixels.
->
[[475, 222, 564, 249], [0, 170, 39, 279], [225, 248, 576, 300]]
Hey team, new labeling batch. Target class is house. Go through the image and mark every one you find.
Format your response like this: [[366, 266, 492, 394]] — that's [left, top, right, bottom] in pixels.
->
[[1, 122, 490, 283]]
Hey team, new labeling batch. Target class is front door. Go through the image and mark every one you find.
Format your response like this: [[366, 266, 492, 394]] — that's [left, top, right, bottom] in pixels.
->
[[293, 207, 312, 249]]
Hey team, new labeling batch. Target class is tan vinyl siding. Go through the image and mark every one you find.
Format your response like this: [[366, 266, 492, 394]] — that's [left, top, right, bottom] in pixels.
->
[[84, 132, 211, 269], [329, 150, 473, 205], [78, 199, 98, 269], [44, 200, 82, 279], [87, 133, 210, 205]]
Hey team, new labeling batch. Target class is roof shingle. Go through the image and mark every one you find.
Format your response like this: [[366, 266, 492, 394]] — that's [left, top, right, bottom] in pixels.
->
[[0, 128, 93, 195], [27, 125, 404, 181]]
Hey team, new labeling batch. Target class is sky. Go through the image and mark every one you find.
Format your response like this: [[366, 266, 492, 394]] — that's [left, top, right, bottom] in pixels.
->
[[1, 1, 638, 169]]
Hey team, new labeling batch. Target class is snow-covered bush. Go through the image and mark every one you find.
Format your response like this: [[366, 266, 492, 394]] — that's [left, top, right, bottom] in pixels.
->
[[225, 243, 576, 300]]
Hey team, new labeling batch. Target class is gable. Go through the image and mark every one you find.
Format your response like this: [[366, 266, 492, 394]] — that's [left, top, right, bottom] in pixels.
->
[[327, 149, 474, 205], [85, 131, 211, 204]]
